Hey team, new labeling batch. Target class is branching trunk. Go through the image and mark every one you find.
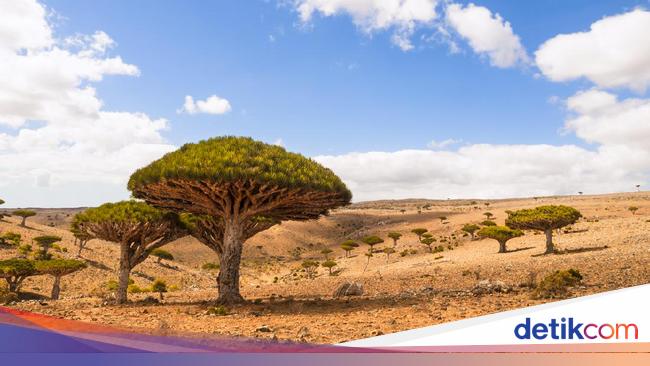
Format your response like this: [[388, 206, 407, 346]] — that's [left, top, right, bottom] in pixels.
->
[[76, 240, 87, 258], [51, 275, 61, 300], [217, 218, 245, 305], [544, 229, 554, 254], [117, 242, 131, 304]]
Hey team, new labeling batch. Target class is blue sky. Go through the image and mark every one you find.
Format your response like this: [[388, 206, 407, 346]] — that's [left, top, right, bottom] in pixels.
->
[[42, 0, 639, 152], [1, 0, 650, 206]]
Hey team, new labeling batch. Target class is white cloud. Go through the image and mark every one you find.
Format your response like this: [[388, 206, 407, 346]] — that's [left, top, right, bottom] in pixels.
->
[[445, 3, 529, 68], [565, 89, 650, 150], [427, 138, 461, 149], [316, 89, 650, 201], [293, 0, 439, 51], [535, 9, 650, 92], [179, 95, 232, 115], [0, 0, 174, 207]]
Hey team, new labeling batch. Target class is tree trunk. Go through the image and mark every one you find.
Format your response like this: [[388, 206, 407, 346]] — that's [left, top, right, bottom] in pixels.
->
[[392, 239, 397, 247], [76, 240, 85, 258], [7, 278, 19, 293], [217, 218, 245, 305], [498, 240, 507, 253], [116, 242, 131, 304], [544, 229, 555, 254], [20, 217, 26, 227], [51, 275, 61, 300]]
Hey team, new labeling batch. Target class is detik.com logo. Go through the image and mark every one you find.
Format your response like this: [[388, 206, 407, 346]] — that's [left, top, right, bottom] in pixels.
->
[[515, 317, 638, 340]]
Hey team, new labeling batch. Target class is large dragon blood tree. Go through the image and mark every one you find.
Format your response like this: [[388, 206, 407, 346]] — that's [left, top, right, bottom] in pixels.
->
[[72, 201, 188, 303], [128, 136, 352, 304]]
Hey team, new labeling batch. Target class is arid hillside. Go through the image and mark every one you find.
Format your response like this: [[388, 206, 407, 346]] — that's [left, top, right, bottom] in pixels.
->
[[1, 192, 650, 343]]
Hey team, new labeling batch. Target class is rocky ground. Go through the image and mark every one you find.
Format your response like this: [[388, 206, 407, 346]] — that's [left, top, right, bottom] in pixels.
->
[[2, 192, 650, 344]]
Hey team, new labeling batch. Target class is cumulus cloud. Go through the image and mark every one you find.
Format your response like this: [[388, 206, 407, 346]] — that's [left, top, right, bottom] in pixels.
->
[[293, 0, 439, 51], [179, 95, 232, 115], [315, 89, 650, 201], [535, 9, 650, 92], [445, 3, 529, 68], [0, 0, 174, 207]]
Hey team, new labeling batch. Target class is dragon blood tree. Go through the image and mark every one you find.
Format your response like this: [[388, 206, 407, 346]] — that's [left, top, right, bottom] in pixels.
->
[[35, 259, 87, 300], [72, 201, 188, 303], [128, 136, 351, 304], [506, 205, 582, 255]]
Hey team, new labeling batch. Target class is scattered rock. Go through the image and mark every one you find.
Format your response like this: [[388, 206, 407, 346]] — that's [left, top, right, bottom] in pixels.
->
[[370, 330, 384, 336], [297, 326, 310, 338], [471, 280, 511, 295], [333, 282, 364, 297], [256, 325, 272, 333]]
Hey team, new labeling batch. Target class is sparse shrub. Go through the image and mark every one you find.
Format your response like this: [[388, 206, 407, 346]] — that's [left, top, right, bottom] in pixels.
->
[[411, 228, 428, 241], [506, 205, 582, 254], [340, 239, 359, 258], [481, 220, 496, 226], [321, 260, 337, 275], [301, 260, 319, 279], [477, 226, 524, 253], [13, 210, 36, 227], [33, 235, 62, 260], [383, 247, 396, 262], [34, 259, 86, 300], [400, 249, 409, 257], [1, 232, 21, 247], [202, 262, 220, 271], [409, 249, 417, 255], [18, 244, 32, 258], [0, 259, 37, 293], [387, 232, 402, 247], [151, 249, 174, 264], [421, 237, 436, 252], [128, 284, 147, 294], [207, 305, 229, 316], [439, 216, 447, 223], [320, 248, 333, 260], [532, 269, 583, 299], [151, 279, 168, 300], [461, 224, 480, 240], [362, 236, 384, 253]]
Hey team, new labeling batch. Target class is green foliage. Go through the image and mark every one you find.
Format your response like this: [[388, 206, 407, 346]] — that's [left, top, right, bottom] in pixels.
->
[[1, 232, 21, 246], [18, 244, 32, 256], [362, 235, 384, 250], [478, 226, 524, 242], [72, 201, 170, 226], [411, 228, 428, 239], [483, 212, 494, 219], [421, 237, 436, 252], [151, 279, 168, 294], [128, 136, 351, 200], [320, 248, 333, 259], [462, 224, 480, 236], [481, 220, 496, 226], [33, 235, 62, 247], [151, 249, 174, 262], [105, 280, 119, 291], [207, 305, 229, 316], [506, 205, 582, 231], [301, 259, 319, 278], [34, 259, 86, 276], [0, 199, 4, 205], [13, 209, 36, 218], [383, 247, 396, 260], [128, 284, 148, 294], [341, 239, 359, 248], [0, 259, 37, 278], [533, 269, 583, 299], [321, 260, 337, 275], [439, 216, 447, 222], [202, 262, 220, 271], [387, 232, 402, 242]]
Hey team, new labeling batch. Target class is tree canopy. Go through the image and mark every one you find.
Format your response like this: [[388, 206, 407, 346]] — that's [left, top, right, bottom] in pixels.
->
[[128, 136, 352, 217], [72, 201, 188, 303], [506, 205, 581, 254], [506, 205, 582, 231], [462, 224, 480, 239], [127, 137, 351, 304], [0, 259, 37, 292], [478, 226, 524, 253]]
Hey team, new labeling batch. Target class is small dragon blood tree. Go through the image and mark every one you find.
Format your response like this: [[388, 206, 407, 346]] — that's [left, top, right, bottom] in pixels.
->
[[72, 201, 188, 303], [128, 136, 351, 304]]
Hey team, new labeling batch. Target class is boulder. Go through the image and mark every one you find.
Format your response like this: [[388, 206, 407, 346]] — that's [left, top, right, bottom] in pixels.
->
[[333, 282, 364, 297]]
